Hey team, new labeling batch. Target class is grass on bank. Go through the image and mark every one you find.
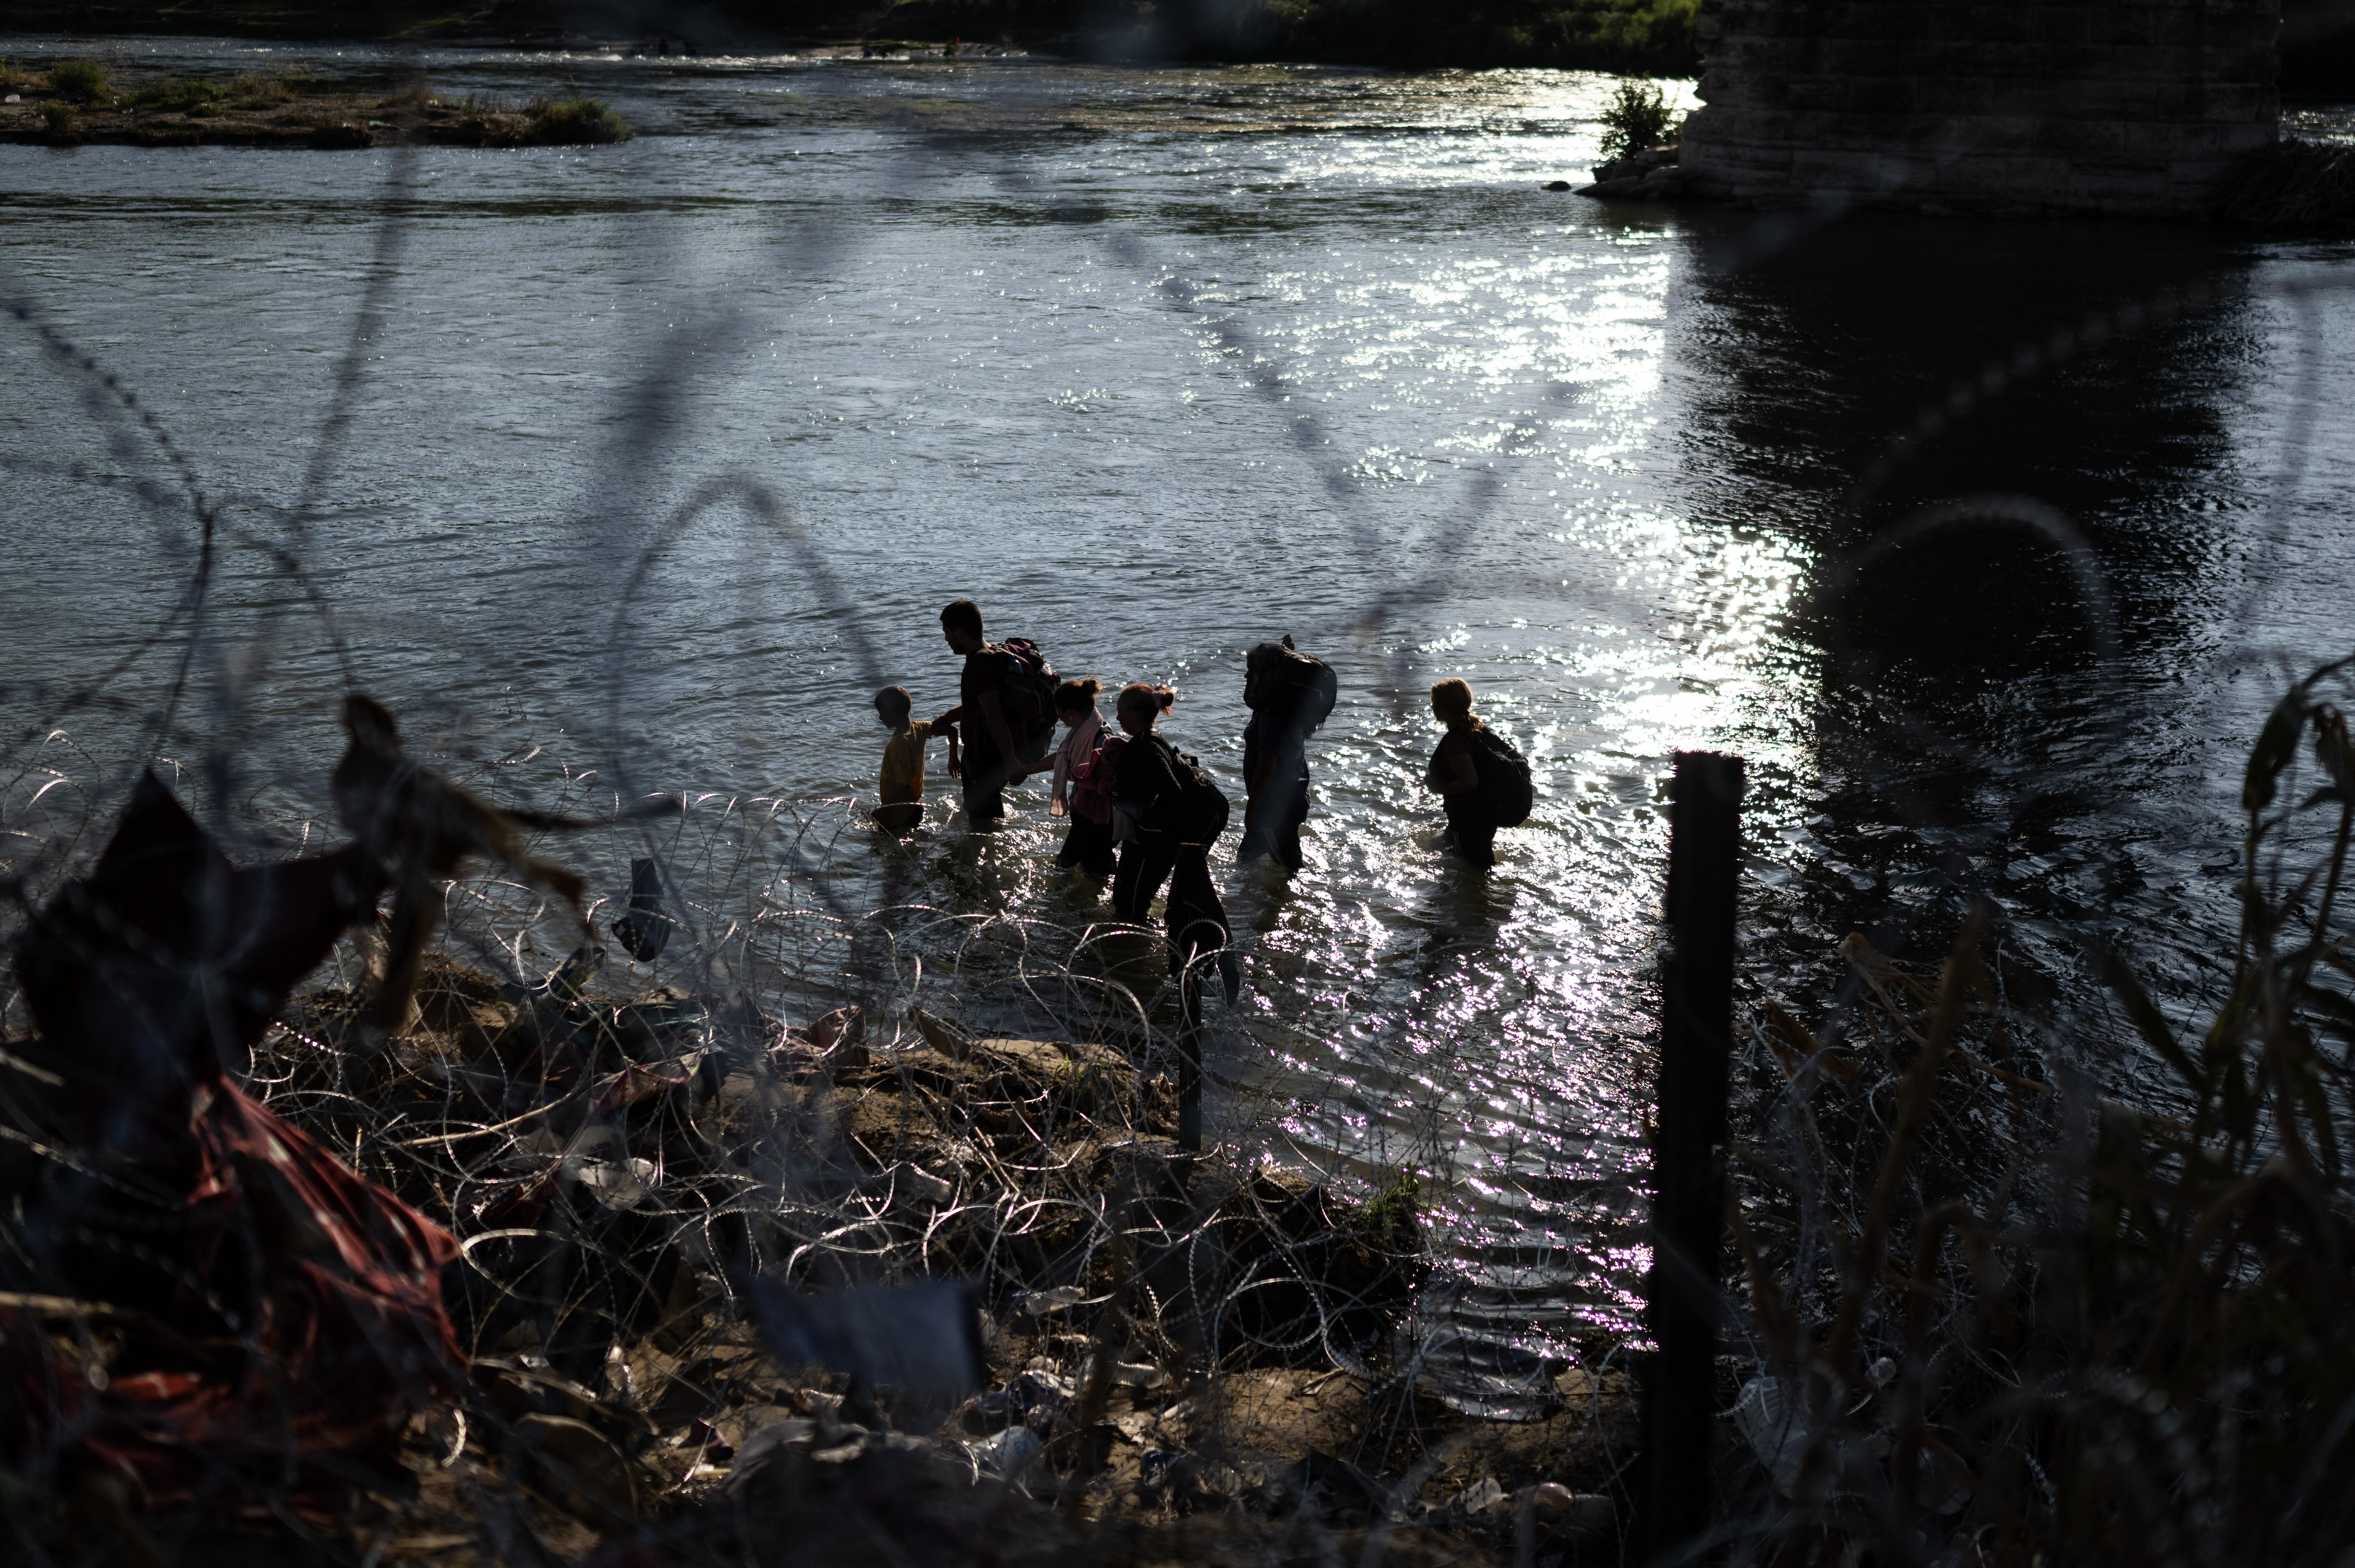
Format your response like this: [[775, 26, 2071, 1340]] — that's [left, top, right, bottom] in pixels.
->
[[127, 76, 225, 112], [1730, 654, 2355, 1563], [44, 57, 112, 104]]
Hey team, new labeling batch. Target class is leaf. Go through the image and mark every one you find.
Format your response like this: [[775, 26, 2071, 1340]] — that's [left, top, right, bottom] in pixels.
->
[[2244, 695, 2308, 813], [2097, 943, 2200, 1086], [2287, 1030, 2342, 1180], [2222, 1055, 2256, 1142], [2315, 705, 2354, 792], [2300, 982, 2355, 1043]]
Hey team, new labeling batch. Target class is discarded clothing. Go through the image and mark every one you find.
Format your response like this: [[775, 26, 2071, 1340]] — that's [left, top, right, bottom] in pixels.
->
[[0, 770, 467, 1517]]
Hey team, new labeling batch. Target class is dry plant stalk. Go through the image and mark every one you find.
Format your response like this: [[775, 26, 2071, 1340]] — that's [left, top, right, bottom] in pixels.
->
[[1729, 655, 2355, 1567]]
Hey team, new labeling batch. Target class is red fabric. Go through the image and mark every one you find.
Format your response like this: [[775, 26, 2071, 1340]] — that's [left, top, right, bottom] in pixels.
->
[[0, 1080, 462, 1517], [2, 768, 467, 1518]]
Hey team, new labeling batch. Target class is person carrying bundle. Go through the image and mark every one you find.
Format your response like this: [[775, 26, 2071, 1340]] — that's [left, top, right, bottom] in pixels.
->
[[1239, 634, 1337, 872]]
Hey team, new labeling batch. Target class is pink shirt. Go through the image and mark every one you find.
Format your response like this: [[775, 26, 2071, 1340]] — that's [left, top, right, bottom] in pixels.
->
[[1052, 712, 1113, 824]]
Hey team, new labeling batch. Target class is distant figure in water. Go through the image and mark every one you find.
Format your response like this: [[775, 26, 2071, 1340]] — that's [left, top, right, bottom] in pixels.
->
[[1049, 677, 1117, 883], [873, 684, 955, 831], [1425, 676, 1494, 870], [1239, 635, 1337, 873], [1110, 683, 1239, 1003]]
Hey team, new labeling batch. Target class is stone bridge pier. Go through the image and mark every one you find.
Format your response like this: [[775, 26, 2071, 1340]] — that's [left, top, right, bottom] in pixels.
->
[[1680, 1, 2283, 216]]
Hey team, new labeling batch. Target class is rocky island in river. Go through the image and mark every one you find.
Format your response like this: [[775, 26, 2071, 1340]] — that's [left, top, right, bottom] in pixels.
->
[[0, 57, 631, 148]]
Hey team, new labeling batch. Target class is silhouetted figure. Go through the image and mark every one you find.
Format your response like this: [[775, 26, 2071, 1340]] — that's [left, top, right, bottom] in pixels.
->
[[1425, 677, 1495, 870], [332, 694, 675, 1028], [1049, 677, 1116, 882], [1109, 684, 1238, 1003], [1239, 635, 1336, 872], [931, 599, 1055, 827], [611, 856, 674, 962]]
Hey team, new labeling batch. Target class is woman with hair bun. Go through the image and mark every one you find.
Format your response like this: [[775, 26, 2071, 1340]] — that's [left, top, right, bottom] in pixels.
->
[[1425, 676, 1495, 869], [1110, 684, 1238, 1006], [1049, 677, 1116, 883]]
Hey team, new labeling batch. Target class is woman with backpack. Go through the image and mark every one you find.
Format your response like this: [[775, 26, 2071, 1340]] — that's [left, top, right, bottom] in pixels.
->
[[1426, 676, 1499, 869], [1049, 677, 1116, 883], [1110, 684, 1239, 1004]]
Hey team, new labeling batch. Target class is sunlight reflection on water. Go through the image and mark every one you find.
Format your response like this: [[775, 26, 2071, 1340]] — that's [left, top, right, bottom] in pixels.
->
[[4, 37, 2348, 1411]]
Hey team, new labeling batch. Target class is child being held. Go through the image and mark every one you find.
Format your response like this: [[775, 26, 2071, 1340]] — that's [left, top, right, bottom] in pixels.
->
[[874, 685, 957, 830]]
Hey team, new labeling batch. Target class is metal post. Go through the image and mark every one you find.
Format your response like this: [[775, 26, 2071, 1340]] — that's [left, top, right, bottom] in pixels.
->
[[1177, 971, 1204, 1155], [1643, 751, 1744, 1559]]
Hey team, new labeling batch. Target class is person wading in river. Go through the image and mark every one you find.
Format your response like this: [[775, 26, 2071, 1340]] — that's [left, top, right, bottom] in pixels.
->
[[1425, 676, 1497, 870], [1110, 682, 1238, 1152], [1239, 635, 1337, 873], [1049, 677, 1117, 883], [1109, 684, 1240, 1003], [930, 599, 1046, 827]]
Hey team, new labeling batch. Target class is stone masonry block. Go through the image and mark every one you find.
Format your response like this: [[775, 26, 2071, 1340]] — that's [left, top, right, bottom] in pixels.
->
[[1691, 0, 2282, 217], [2199, 83, 2272, 119], [2064, 163, 2174, 204], [2121, 119, 2223, 156]]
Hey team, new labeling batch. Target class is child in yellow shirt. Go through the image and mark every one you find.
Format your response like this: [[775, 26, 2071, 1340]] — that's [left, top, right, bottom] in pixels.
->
[[874, 685, 956, 830]]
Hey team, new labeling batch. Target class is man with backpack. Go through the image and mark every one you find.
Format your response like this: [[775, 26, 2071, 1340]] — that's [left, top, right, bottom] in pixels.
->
[[1239, 635, 1337, 873], [932, 599, 1058, 826]]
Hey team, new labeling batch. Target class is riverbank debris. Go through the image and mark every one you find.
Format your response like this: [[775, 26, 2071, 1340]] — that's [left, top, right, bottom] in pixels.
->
[[0, 757, 1638, 1564], [0, 769, 465, 1519]]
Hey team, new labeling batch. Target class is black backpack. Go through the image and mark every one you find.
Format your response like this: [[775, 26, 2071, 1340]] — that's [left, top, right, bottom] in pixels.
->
[[1166, 744, 1231, 846], [993, 638, 1060, 757], [1243, 637, 1338, 733], [1467, 728, 1535, 828]]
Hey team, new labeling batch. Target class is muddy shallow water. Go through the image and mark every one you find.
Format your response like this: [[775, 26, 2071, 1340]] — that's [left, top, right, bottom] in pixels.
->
[[3, 35, 2352, 1412]]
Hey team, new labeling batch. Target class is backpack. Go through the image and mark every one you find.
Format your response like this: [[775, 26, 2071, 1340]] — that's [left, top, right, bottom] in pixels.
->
[[1467, 728, 1535, 828], [1243, 637, 1338, 733], [1165, 743, 1231, 846], [992, 638, 1060, 757]]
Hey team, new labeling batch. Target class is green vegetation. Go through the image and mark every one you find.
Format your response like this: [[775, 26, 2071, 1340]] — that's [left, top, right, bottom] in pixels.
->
[[1736, 657, 2355, 1562], [852, 0, 1700, 73], [1595, 74, 1672, 161], [447, 87, 632, 142], [1360, 1165, 1421, 1241], [0, 62, 633, 149], [0, 0, 1704, 76], [46, 59, 113, 105], [224, 67, 309, 109], [127, 77, 225, 113], [521, 93, 631, 144]]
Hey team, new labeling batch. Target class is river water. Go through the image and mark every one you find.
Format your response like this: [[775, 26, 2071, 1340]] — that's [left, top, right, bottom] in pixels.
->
[[2, 36, 2352, 1413]]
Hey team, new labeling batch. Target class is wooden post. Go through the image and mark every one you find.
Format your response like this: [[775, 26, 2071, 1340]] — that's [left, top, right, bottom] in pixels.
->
[[1644, 751, 1744, 1559]]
